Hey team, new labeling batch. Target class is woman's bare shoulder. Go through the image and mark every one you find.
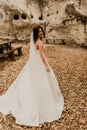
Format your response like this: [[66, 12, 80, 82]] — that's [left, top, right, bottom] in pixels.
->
[[36, 40, 43, 49], [36, 40, 43, 45]]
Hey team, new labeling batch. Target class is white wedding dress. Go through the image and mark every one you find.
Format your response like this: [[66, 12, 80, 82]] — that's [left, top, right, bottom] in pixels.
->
[[0, 33, 64, 126]]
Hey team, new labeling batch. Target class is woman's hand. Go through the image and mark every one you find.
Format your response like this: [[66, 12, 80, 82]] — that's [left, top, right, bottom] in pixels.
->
[[46, 66, 50, 72], [26, 43, 30, 54]]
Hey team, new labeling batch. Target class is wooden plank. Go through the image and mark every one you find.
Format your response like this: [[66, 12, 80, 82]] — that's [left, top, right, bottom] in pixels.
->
[[0, 45, 22, 61]]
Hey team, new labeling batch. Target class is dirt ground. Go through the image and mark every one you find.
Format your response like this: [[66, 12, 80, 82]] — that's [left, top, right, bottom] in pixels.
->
[[0, 44, 87, 130]]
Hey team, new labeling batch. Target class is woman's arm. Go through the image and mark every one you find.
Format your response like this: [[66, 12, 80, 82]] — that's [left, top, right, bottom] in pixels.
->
[[39, 42, 50, 72], [26, 43, 30, 53]]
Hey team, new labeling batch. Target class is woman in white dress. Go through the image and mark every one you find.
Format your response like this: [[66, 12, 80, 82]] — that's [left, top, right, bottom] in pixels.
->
[[0, 25, 64, 126]]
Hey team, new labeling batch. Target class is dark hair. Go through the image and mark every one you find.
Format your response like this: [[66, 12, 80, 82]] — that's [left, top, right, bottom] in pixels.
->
[[33, 25, 44, 43]]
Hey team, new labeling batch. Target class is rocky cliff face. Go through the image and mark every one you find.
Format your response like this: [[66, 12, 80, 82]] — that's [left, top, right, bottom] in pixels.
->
[[0, 0, 87, 47]]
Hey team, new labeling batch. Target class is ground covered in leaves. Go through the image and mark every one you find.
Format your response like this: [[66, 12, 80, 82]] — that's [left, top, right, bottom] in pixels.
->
[[0, 44, 87, 130]]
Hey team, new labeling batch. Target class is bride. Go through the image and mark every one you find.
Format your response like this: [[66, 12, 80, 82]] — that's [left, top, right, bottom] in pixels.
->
[[0, 25, 64, 126]]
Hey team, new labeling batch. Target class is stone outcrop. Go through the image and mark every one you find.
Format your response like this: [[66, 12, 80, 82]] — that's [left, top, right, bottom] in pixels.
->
[[0, 0, 87, 47]]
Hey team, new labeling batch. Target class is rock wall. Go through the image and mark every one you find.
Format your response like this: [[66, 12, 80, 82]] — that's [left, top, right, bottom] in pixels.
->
[[0, 0, 87, 47]]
